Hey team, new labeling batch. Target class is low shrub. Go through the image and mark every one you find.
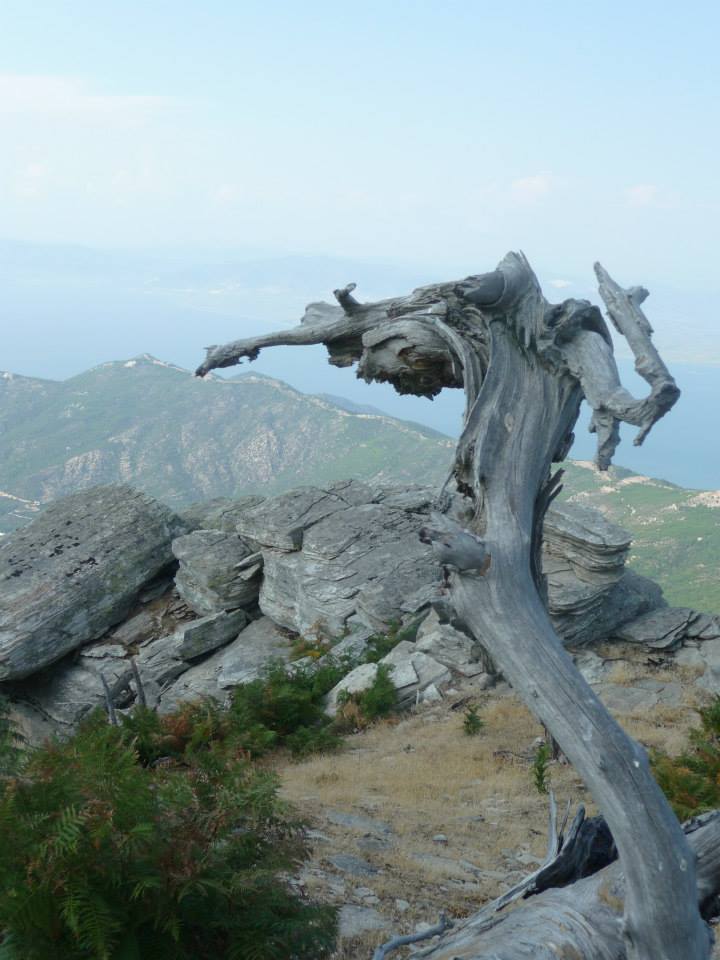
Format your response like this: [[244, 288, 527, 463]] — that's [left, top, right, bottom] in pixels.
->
[[652, 695, 720, 820], [357, 664, 397, 720], [228, 659, 345, 758], [462, 704, 484, 736], [362, 618, 423, 664], [337, 664, 398, 729], [532, 741, 552, 795], [0, 713, 336, 960]]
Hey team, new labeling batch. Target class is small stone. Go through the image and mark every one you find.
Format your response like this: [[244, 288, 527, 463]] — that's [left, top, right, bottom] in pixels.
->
[[357, 836, 392, 852], [515, 851, 544, 866], [395, 899, 410, 913], [353, 886, 376, 898], [432, 834, 449, 845]]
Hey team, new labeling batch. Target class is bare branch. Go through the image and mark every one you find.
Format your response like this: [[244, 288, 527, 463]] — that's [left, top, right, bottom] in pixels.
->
[[130, 657, 147, 709], [594, 262, 680, 445], [100, 672, 118, 726], [372, 913, 453, 960]]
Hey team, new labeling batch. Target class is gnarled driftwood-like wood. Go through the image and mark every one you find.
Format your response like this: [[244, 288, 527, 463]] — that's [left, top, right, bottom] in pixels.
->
[[196, 253, 708, 959]]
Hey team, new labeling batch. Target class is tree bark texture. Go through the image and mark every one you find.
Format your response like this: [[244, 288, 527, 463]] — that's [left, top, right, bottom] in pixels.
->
[[415, 812, 720, 960], [196, 252, 709, 959]]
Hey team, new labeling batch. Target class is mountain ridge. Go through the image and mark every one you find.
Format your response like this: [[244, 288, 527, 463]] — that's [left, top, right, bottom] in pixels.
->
[[1, 356, 718, 612]]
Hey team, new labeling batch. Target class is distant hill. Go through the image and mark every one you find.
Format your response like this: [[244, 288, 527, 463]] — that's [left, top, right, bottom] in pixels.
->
[[0, 356, 454, 534], [1, 358, 717, 613]]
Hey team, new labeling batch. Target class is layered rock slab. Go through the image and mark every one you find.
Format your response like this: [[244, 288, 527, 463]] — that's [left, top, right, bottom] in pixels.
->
[[237, 480, 440, 636], [543, 503, 662, 645], [0, 485, 185, 681]]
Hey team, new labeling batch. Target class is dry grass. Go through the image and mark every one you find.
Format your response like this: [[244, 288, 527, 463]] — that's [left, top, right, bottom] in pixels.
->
[[276, 676, 709, 954], [278, 688, 584, 931]]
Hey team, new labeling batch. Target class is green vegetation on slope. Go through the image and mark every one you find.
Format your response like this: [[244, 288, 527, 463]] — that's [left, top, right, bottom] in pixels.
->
[[0, 357, 453, 534], [1, 360, 717, 614], [0, 697, 336, 960], [560, 461, 720, 612]]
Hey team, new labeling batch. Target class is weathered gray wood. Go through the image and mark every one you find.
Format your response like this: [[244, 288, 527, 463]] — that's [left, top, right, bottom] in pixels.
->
[[415, 812, 720, 960], [372, 913, 452, 960], [196, 253, 703, 959], [100, 672, 118, 726], [129, 656, 147, 709]]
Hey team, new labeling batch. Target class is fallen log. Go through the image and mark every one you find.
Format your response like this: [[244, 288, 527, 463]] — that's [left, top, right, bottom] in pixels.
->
[[415, 812, 719, 959]]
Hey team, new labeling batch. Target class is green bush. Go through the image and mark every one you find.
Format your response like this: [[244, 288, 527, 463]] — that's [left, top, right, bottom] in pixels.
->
[[0, 712, 336, 960], [462, 704, 484, 737], [355, 664, 397, 720], [228, 659, 345, 758], [652, 695, 720, 820]]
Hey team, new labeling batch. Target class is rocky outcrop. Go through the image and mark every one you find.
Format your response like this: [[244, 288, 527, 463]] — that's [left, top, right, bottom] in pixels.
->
[[542, 502, 662, 645], [4, 479, 715, 739], [325, 637, 476, 716], [0, 485, 185, 681], [178, 495, 266, 534], [157, 616, 294, 713]]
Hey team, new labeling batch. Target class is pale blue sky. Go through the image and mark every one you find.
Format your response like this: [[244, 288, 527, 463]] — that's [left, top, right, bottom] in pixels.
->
[[2, 0, 719, 278], [1, 2, 719, 486]]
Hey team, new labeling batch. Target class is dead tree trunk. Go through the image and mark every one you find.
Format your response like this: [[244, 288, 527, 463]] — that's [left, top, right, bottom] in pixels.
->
[[196, 252, 710, 959], [416, 811, 720, 960]]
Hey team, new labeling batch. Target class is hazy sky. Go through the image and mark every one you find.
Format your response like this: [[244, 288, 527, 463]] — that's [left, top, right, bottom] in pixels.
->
[[1, 1, 719, 490], [2, 1, 719, 280]]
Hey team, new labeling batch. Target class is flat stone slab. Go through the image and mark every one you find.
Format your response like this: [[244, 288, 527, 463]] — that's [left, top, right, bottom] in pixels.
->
[[598, 679, 683, 713], [218, 616, 294, 688], [614, 607, 697, 650], [325, 811, 394, 836], [0, 485, 184, 681], [175, 609, 248, 660], [338, 905, 390, 939], [326, 854, 378, 877]]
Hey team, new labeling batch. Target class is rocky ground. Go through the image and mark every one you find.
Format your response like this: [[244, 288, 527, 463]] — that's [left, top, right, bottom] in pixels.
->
[[4, 478, 718, 738], [1, 479, 719, 956], [277, 663, 714, 957]]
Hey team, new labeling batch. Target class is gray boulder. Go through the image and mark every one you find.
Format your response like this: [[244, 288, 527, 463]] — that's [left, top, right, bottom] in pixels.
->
[[135, 609, 250, 688], [157, 615, 294, 712], [677, 638, 720, 692], [240, 480, 441, 636], [179, 495, 266, 534], [325, 639, 450, 715], [217, 616, 294, 688], [415, 609, 487, 676], [175, 609, 249, 660], [13, 642, 134, 729], [0, 485, 185, 681], [172, 529, 262, 614]]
